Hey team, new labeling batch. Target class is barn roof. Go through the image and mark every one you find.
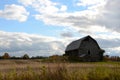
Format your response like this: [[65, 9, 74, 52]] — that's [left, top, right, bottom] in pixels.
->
[[65, 35, 97, 51]]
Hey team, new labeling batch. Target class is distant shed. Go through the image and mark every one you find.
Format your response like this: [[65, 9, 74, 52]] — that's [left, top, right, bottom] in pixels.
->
[[64, 35, 105, 61]]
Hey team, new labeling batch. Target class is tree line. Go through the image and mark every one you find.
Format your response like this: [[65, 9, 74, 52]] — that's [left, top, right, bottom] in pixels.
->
[[0, 53, 47, 59], [0, 53, 120, 62], [103, 55, 120, 61]]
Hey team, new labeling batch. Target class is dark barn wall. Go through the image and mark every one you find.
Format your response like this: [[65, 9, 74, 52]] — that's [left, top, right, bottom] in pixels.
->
[[65, 49, 79, 56], [64, 36, 104, 62], [65, 49, 80, 61], [79, 37, 102, 61]]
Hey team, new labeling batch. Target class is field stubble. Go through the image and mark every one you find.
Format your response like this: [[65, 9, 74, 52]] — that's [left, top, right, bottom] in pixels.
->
[[0, 60, 120, 80]]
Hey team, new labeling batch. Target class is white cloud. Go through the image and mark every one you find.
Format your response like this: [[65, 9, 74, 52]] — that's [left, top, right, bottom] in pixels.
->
[[113, 47, 120, 52], [95, 0, 120, 32], [76, 0, 106, 6], [17, 0, 120, 56], [18, 0, 120, 33], [0, 4, 29, 22], [18, 0, 35, 6], [106, 47, 120, 56], [60, 32, 74, 38], [0, 30, 119, 57], [0, 31, 65, 57], [60, 5, 67, 12], [29, 0, 120, 33], [19, 0, 68, 14]]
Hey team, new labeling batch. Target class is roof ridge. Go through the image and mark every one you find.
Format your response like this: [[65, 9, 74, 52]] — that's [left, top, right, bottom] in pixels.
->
[[65, 35, 93, 51]]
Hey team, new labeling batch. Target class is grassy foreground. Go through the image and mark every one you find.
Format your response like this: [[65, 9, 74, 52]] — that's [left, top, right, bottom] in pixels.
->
[[0, 60, 120, 80]]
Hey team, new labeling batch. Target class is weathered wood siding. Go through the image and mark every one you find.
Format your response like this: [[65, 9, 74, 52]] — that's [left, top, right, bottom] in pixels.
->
[[64, 36, 104, 62], [79, 37, 101, 61]]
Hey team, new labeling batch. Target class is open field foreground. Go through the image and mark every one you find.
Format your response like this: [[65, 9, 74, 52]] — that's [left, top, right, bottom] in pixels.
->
[[0, 60, 120, 80]]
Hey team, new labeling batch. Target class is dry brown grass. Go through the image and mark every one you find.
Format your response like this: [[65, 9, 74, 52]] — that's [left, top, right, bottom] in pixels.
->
[[0, 60, 120, 80]]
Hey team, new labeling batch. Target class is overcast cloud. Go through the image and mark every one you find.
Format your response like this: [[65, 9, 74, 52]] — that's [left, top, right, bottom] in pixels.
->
[[30, 0, 120, 33], [0, 0, 119, 56], [0, 31, 65, 57]]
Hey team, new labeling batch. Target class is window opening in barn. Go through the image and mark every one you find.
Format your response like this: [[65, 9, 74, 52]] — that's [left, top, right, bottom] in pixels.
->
[[88, 50, 90, 55]]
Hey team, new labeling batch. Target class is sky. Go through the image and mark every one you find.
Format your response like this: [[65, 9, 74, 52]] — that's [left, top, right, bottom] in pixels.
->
[[0, 0, 120, 57]]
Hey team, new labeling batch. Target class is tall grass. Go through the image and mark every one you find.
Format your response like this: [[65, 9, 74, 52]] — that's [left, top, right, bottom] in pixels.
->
[[0, 60, 120, 80]]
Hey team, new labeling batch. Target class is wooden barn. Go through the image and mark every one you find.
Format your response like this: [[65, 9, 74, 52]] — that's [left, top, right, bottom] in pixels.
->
[[64, 35, 105, 62]]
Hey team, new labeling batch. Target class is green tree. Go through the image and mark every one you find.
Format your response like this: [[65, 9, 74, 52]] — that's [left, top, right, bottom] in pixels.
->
[[2, 53, 10, 59], [22, 54, 29, 59]]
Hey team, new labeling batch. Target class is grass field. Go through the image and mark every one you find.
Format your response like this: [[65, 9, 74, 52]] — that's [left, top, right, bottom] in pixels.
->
[[0, 60, 120, 80]]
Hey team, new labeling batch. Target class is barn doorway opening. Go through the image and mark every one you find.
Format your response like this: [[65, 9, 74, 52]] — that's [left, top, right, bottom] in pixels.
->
[[88, 50, 90, 55]]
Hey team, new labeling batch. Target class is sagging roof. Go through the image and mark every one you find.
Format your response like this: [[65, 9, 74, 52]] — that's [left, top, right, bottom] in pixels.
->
[[65, 35, 96, 51]]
